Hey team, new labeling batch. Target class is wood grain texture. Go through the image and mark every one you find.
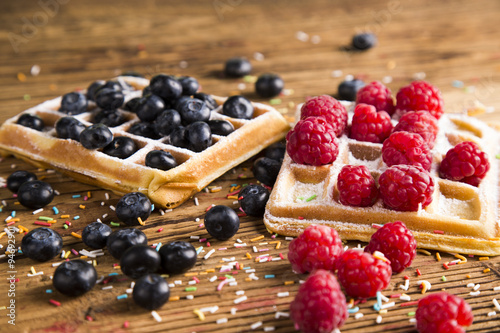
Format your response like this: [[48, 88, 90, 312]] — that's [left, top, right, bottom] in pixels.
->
[[1, 0, 500, 332]]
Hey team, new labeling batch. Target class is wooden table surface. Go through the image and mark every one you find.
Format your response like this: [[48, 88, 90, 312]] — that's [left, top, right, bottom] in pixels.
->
[[2, 0, 500, 332]]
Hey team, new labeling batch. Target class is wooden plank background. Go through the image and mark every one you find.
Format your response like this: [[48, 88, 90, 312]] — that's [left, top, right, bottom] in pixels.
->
[[1, 0, 500, 332]]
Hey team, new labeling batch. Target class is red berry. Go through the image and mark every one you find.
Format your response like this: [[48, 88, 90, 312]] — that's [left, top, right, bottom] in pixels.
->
[[286, 117, 339, 166], [290, 269, 348, 333], [356, 81, 395, 116], [393, 111, 439, 149], [336, 165, 378, 207], [379, 165, 434, 211], [336, 249, 392, 298], [439, 141, 490, 186], [288, 225, 344, 274], [396, 81, 444, 119], [349, 103, 393, 143], [382, 131, 432, 171], [416, 292, 473, 333], [300, 95, 348, 137], [364, 221, 416, 273]]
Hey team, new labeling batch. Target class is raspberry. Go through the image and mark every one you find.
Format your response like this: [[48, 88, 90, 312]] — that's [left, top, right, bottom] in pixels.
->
[[364, 221, 416, 273], [382, 131, 432, 171], [356, 81, 395, 115], [290, 269, 348, 333], [349, 103, 393, 143], [396, 81, 444, 119], [336, 165, 378, 207], [336, 249, 392, 298], [300, 95, 348, 137], [288, 225, 344, 274], [286, 117, 339, 166], [379, 165, 434, 211], [393, 111, 439, 149], [416, 292, 473, 333], [439, 141, 490, 187]]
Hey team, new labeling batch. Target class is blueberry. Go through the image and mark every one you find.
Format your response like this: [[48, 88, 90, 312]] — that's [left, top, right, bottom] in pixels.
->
[[338, 79, 365, 101], [159, 241, 197, 275], [178, 76, 199, 96], [128, 122, 160, 139], [17, 114, 44, 131], [136, 95, 165, 122], [17, 180, 54, 209], [94, 88, 124, 110], [193, 93, 218, 110], [93, 109, 126, 127], [252, 157, 281, 187], [99, 80, 123, 92], [186, 121, 212, 152], [79, 123, 113, 149], [102, 136, 138, 159], [238, 185, 270, 217], [86, 80, 105, 101], [222, 95, 254, 119], [178, 98, 211, 125], [352, 33, 377, 51], [150, 74, 182, 102], [124, 97, 142, 113], [59, 92, 88, 115], [173, 96, 192, 111], [55, 116, 86, 141], [145, 150, 177, 171], [255, 73, 284, 98], [204, 205, 240, 241], [116, 192, 152, 226], [224, 57, 252, 78], [133, 274, 170, 310], [207, 120, 235, 136], [7, 170, 37, 193], [21, 227, 62, 262], [106, 228, 148, 259], [82, 222, 112, 249], [53, 259, 97, 296], [169, 126, 188, 149], [264, 142, 286, 162], [120, 245, 161, 279], [154, 109, 182, 137]]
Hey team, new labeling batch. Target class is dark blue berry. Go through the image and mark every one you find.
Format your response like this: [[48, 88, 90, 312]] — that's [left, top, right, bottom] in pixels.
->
[[178, 98, 211, 125], [80, 123, 113, 149], [222, 95, 254, 119], [264, 142, 286, 162], [17, 180, 54, 209], [207, 120, 234, 136], [106, 228, 148, 259], [102, 136, 138, 159], [186, 121, 212, 152], [82, 222, 112, 249], [173, 96, 192, 111], [21, 227, 62, 262], [128, 122, 160, 139], [338, 79, 365, 101], [124, 97, 142, 113], [154, 109, 181, 137], [94, 88, 124, 110], [178, 76, 199, 96], [116, 192, 152, 226], [55, 116, 86, 141], [86, 80, 105, 101], [7, 170, 37, 193], [255, 73, 284, 98], [120, 245, 161, 279], [53, 259, 97, 296], [159, 241, 197, 275], [136, 95, 165, 122], [224, 57, 252, 78], [193, 93, 218, 110], [99, 80, 123, 92], [145, 150, 177, 171], [252, 157, 281, 186], [238, 184, 270, 217], [133, 274, 170, 310], [169, 126, 188, 149], [352, 33, 377, 51], [17, 114, 44, 131], [204, 205, 240, 241], [59, 92, 88, 115], [150, 74, 182, 102], [93, 109, 126, 127]]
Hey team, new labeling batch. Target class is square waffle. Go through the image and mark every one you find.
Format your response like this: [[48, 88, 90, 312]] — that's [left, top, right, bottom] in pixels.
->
[[264, 102, 500, 256], [0, 76, 290, 209]]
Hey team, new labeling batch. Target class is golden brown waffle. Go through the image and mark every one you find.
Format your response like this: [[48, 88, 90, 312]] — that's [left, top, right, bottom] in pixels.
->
[[0, 76, 289, 209], [264, 102, 500, 256]]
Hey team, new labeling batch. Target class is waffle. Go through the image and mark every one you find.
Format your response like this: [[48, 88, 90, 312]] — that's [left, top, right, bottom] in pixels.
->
[[264, 102, 500, 256], [0, 76, 290, 209]]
